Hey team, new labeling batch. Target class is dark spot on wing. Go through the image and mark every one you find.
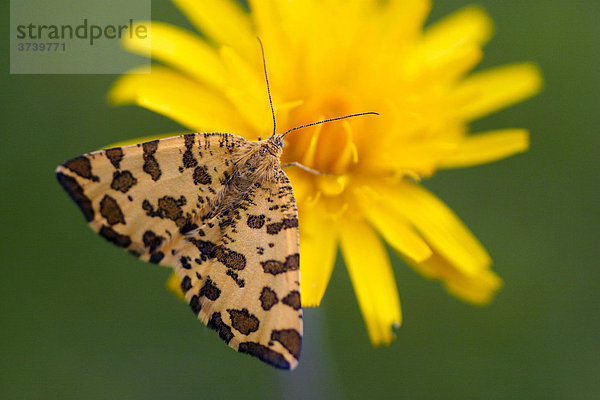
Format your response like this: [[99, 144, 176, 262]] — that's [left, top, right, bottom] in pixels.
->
[[260, 287, 279, 311], [199, 279, 221, 301], [184, 134, 195, 147], [247, 214, 265, 229], [283, 217, 298, 229], [180, 256, 192, 270], [142, 140, 161, 181], [180, 221, 198, 235], [238, 342, 290, 369], [189, 295, 202, 314], [99, 195, 125, 225], [282, 290, 301, 311], [193, 165, 212, 185], [215, 246, 246, 270], [208, 312, 234, 344], [143, 196, 189, 228], [56, 172, 94, 222], [266, 222, 283, 235], [189, 239, 247, 270], [228, 308, 259, 335], [183, 151, 197, 169], [181, 276, 192, 292], [63, 156, 99, 182], [99, 225, 131, 248], [111, 170, 137, 193], [142, 230, 165, 253], [182, 134, 198, 168], [261, 253, 300, 275], [271, 329, 302, 360], [149, 251, 164, 264], [105, 148, 124, 169], [267, 217, 299, 235], [226, 269, 245, 288]]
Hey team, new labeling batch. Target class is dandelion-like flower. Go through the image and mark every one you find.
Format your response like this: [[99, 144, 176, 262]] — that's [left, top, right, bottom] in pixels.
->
[[109, 0, 542, 345]]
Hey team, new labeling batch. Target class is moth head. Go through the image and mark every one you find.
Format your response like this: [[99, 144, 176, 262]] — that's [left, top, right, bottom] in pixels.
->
[[265, 134, 284, 158]]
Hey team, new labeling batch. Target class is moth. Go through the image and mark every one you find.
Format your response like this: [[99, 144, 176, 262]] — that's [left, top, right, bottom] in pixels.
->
[[56, 40, 376, 370], [57, 130, 304, 369]]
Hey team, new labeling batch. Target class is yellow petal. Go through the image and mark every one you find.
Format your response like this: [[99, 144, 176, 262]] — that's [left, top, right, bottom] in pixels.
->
[[248, 0, 292, 85], [423, 5, 493, 53], [166, 271, 186, 301], [122, 21, 227, 89], [439, 129, 529, 168], [360, 196, 433, 263], [374, 181, 491, 276], [299, 203, 338, 307], [409, 251, 502, 305], [415, 43, 483, 86], [220, 46, 272, 134], [172, 0, 255, 59], [369, 133, 459, 178], [108, 65, 248, 134], [284, 167, 314, 205], [339, 217, 402, 345], [300, 123, 323, 168], [329, 121, 359, 174], [354, 182, 432, 262], [451, 62, 543, 121], [403, 6, 492, 85], [383, 0, 432, 42]]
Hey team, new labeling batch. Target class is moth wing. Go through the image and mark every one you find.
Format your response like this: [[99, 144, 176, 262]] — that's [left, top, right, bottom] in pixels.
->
[[176, 167, 302, 369], [56, 133, 248, 266], [57, 134, 302, 369]]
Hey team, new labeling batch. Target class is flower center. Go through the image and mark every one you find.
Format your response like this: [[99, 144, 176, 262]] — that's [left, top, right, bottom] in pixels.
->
[[283, 90, 360, 176]]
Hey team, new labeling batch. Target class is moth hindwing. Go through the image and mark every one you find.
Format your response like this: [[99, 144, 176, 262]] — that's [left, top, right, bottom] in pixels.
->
[[56, 132, 302, 369]]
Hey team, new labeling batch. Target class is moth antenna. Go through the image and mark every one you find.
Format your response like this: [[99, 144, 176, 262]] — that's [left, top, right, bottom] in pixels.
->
[[257, 37, 277, 138], [282, 112, 380, 138]]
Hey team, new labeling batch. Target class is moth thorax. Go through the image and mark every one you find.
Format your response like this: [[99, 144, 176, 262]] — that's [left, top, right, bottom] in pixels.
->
[[232, 141, 280, 184]]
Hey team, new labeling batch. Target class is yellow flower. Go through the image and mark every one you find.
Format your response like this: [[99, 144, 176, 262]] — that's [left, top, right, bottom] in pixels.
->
[[109, 0, 542, 345]]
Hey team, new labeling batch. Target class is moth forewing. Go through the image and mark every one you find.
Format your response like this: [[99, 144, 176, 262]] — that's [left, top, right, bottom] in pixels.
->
[[56, 132, 302, 369]]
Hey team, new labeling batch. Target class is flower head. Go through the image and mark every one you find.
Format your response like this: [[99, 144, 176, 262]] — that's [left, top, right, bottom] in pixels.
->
[[110, 0, 542, 345]]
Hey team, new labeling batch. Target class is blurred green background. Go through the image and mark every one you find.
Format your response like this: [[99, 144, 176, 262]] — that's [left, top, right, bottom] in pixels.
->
[[2, 1, 598, 399]]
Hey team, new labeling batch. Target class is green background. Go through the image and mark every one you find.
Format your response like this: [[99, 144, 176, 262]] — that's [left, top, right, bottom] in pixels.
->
[[2, 1, 598, 399]]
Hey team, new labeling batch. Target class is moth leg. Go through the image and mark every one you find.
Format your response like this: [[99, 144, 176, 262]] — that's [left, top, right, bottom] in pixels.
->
[[281, 162, 332, 176]]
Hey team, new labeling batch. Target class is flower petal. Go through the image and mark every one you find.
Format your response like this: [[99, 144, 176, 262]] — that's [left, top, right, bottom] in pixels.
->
[[339, 217, 402, 345], [423, 5, 493, 53], [383, 0, 432, 42], [354, 182, 432, 262], [451, 62, 543, 121], [121, 21, 227, 89], [298, 202, 338, 307], [378, 139, 459, 178], [108, 65, 249, 134], [360, 195, 433, 263], [403, 6, 492, 87], [373, 181, 491, 276], [166, 271, 186, 300], [414, 43, 483, 86], [248, 0, 293, 86], [408, 251, 502, 305], [172, 0, 255, 59], [220, 46, 273, 134], [439, 129, 529, 168]]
